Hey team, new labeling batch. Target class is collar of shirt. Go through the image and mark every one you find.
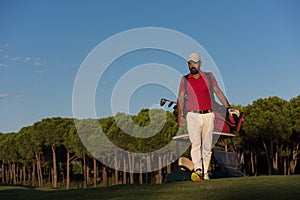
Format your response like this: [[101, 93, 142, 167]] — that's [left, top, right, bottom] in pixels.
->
[[187, 71, 205, 79]]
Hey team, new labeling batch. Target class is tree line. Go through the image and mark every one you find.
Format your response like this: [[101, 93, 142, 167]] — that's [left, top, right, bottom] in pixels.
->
[[0, 95, 299, 189]]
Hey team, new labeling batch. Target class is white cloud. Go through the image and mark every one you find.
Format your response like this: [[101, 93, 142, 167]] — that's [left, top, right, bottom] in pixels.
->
[[0, 93, 26, 99], [11, 56, 23, 61], [34, 59, 47, 66], [0, 44, 8, 48], [25, 57, 31, 62], [0, 43, 48, 73], [0, 94, 10, 99], [0, 63, 8, 68], [15, 94, 25, 99], [10, 56, 33, 63], [0, 44, 8, 52], [35, 70, 44, 75]]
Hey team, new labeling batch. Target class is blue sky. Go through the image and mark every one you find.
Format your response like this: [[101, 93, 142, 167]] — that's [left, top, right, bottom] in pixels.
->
[[1, 0, 300, 133]]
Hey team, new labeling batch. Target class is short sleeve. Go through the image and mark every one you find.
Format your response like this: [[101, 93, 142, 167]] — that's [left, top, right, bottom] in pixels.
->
[[209, 72, 217, 86], [179, 76, 185, 92]]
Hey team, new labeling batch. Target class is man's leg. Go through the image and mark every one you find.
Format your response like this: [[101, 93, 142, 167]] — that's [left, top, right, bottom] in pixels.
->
[[187, 112, 203, 171], [202, 112, 215, 178]]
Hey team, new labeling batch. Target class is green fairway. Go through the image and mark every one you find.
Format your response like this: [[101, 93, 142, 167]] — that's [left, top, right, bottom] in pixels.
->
[[1, 176, 300, 200]]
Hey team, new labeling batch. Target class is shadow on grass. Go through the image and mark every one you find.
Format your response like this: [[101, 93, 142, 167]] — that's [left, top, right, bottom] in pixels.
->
[[1, 176, 300, 200]]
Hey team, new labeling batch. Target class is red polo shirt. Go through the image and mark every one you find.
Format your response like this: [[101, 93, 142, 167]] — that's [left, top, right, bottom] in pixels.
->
[[179, 71, 217, 111]]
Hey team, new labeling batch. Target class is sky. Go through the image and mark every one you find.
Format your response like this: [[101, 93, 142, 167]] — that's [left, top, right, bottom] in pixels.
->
[[0, 0, 300, 133]]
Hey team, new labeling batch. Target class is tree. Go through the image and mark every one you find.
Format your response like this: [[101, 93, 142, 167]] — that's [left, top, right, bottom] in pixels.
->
[[98, 117, 115, 186], [63, 120, 86, 189], [30, 121, 48, 187], [0, 133, 5, 184], [0, 133, 20, 184], [35, 117, 66, 188], [2, 94, 300, 189], [73, 118, 103, 188], [289, 95, 300, 174], [17, 126, 36, 185], [243, 97, 292, 175]]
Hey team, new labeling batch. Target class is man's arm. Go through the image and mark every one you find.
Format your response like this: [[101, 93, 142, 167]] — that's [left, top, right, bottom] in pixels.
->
[[177, 90, 185, 126], [213, 84, 230, 109]]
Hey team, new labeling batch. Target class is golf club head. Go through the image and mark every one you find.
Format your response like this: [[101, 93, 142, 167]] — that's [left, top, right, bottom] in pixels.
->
[[160, 98, 167, 106]]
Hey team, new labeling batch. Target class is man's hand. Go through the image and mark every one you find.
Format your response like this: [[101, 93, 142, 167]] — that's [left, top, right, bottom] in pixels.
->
[[214, 84, 230, 109], [177, 116, 186, 127], [177, 91, 185, 126]]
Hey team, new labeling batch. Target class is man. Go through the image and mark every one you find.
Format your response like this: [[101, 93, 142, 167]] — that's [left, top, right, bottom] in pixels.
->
[[177, 53, 230, 181]]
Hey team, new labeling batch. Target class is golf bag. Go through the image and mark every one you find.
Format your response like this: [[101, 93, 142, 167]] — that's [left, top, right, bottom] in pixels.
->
[[212, 100, 245, 133], [164, 157, 193, 183]]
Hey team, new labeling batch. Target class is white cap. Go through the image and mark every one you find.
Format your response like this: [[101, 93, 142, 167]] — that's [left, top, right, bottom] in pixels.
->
[[188, 53, 201, 62]]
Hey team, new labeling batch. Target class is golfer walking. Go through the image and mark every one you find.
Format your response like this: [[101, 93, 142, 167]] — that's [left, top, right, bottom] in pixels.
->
[[177, 53, 230, 181]]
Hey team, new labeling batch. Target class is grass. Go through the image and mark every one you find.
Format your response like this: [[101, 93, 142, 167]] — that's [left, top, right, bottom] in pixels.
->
[[1, 175, 300, 200]]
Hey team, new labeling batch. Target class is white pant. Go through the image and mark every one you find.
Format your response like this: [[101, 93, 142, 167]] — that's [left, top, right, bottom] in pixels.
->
[[187, 112, 215, 173]]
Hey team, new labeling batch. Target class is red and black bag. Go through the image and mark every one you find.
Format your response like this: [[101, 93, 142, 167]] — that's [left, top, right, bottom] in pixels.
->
[[212, 100, 245, 133]]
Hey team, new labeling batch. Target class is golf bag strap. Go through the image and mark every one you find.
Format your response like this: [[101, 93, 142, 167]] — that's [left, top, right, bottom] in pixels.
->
[[204, 72, 216, 105], [183, 74, 189, 117]]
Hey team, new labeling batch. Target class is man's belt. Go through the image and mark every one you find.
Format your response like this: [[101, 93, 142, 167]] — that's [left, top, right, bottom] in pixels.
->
[[188, 109, 213, 114]]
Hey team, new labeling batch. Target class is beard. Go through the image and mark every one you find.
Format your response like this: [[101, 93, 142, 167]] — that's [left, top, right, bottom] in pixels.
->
[[190, 67, 199, 75]]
